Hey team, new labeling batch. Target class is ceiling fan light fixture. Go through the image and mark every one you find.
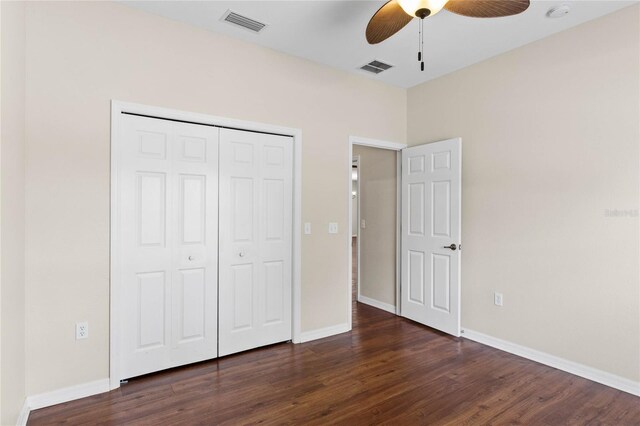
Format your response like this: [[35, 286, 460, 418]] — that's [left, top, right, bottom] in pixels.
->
[[397, 0, 449, 18]]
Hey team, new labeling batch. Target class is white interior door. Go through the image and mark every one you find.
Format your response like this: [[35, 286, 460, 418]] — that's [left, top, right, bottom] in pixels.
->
[[118, 114, 218, 379], [401, 138, 461, 336], [219, 128, 293, 356]]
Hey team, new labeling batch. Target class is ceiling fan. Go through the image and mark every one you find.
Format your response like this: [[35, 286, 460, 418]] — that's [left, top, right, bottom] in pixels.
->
[[366, 0, 530, 71]]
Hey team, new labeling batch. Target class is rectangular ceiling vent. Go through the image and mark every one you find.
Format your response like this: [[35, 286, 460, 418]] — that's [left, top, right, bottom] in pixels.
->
[[360, 60, 393, 74], [222, 10, 267, 33]]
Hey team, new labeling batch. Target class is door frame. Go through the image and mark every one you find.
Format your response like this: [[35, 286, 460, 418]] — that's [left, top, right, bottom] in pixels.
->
[[110, 100, 303, 390], [347, 136, 406, 329], [351, 155, 360, 301]]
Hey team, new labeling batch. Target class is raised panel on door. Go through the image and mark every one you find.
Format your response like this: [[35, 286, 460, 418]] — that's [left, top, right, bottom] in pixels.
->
[[119, 115, 218, 380], [231, 264, 254, 330], [401, 138, 461, 337], [179, 174, 205, 245], [137, 172, 167, 247], [179, 135, 207, 163], [431, 254, 451, 312], [407, 250, 425, 305], [431, 181, 451, 238], [231, 178, 255, 243], [136, 271, 168, 350], [264, 179, 285, 241], [137, 131, 167, 160], [408, 183, 425, 236], [264, 261, 285, 325], [219, 129, 293, 357], [175, 268, 206, 343]]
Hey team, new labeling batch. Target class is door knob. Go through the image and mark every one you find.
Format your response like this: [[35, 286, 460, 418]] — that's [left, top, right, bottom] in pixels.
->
[[443, 244, 457, 251], [188, 255, 194, 261], [239, 251, 245, 257]]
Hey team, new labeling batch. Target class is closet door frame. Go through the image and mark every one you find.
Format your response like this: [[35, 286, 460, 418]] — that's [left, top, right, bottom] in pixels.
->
[[109, 100, 303, 391]]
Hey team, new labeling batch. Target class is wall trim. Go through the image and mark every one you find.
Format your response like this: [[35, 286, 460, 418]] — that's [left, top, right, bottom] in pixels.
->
[[17, 398, 30, 426], [357, 295, 396, 315], [349, 136, 407, 151], [299, 323, 351, 343], [462, 328, 640, 397], [26, 379, 110, 412]]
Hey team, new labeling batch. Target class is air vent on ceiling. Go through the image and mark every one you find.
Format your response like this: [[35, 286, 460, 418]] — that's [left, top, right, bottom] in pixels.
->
[[222, 10, 267, 33], [360, 60, 393, 74]]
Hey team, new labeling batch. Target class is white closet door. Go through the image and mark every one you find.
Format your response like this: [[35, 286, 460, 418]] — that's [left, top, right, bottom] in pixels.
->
[[219, 128, 293, 356], [119, 114, 218, 379]]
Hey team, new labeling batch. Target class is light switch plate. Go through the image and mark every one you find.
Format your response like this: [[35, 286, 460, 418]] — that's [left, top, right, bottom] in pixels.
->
[[304, 222, 312, 235], [328, 222, 338, 234], [361, 219, 366, 229]]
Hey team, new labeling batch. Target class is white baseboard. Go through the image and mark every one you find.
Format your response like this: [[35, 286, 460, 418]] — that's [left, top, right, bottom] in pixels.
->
[[26, 378, 110, 411], [16, 398, 30, 426], [462, 328, 640, 397], [299, 323, 351, 343], [357, 295, 396, 314]]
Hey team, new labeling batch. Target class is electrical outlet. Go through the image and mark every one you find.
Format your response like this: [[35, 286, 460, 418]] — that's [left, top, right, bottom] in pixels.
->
[[328, 223, 338, 234], [76, 322, 89, 340], [361, 219, 366, 229], [494, 292, 504, 307], [304, 222, 312, 235]]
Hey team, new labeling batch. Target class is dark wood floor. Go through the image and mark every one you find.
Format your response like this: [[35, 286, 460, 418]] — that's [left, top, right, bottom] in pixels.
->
[[29, 241, 640, 425]]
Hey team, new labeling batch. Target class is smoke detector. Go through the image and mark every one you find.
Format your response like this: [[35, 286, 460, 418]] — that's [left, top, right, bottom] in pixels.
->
[[547, 5, 570, 18]]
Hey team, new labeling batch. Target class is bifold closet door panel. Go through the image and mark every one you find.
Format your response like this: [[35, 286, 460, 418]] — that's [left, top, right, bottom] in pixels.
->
[[218, 128, 293, 357], [169, 121, 219, 366], [118, 114, 219, 380]]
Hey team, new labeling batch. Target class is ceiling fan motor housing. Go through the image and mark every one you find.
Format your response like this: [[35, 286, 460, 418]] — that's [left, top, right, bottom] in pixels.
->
[[415, 8, 431, 19]]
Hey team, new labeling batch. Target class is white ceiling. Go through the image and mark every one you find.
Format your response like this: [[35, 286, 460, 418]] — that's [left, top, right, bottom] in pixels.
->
[[122, 0, 637, 88]]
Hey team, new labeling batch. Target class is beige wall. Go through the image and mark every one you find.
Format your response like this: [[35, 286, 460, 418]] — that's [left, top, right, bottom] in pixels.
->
[[408, 6, 640, 381], [1, 1, 27, 423], [23, 1, 406, 395], [353, 145, 397, 307]]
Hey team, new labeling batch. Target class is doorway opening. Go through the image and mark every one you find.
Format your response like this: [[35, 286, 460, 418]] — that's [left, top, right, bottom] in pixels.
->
[[348, 136, 462, 337], [348, 137, 406, 327]]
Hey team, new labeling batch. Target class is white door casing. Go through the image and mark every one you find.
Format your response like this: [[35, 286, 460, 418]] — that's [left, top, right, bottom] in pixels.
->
[[401, 138, 461, 336], [118, 114, 219, 379], [218, 128, 293, 356]]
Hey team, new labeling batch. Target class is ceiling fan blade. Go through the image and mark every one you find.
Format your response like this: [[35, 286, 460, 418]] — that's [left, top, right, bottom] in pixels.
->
[[444, 0, 530, 18], [366, 0, 414, 44]]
